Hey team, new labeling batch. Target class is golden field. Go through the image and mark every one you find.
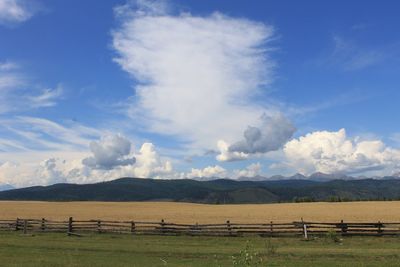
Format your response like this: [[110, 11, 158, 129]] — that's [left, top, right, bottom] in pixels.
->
[[1, 201, 399, 223]]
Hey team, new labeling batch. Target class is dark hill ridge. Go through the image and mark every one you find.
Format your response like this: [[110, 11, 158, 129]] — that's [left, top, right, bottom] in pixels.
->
[[1, 177, 400, 203]]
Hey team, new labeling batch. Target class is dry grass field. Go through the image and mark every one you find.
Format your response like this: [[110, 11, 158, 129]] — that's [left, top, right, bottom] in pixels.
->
[[1, 201, 400, 223]]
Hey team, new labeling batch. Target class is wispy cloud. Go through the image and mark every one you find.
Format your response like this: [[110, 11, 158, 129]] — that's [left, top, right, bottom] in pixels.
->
[[282, 89, 373, 118], [391, 133, 400, 146], [0, 137, 27, 151], [0, 0, 40, 25], [0, 61, 19, 71], [0, 116, 103, 152], [0, 61, 64, 113], [27, 85, 63, 108], [330, 35, 386, 71], [351, 23, 368, 31]]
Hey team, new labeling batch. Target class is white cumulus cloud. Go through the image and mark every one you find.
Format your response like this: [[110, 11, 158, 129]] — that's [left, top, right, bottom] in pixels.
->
[[0, 158, 69, 187], [187, 165, 227, 179], [82, 134, 136, 169], [127, 142, 173, 178], [228, 114, 295, 153], [283, 129, 400, 175], [233, 162, 262, 178], [216, 140, 249, 162], [216, 114, 295, 161]]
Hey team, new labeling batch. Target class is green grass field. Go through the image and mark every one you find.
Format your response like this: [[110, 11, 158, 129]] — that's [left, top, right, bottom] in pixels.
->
[[0, 232, 399, 267]]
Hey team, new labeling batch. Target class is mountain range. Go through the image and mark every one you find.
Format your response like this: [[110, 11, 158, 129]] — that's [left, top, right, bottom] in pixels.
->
[[0, 173, 400, 203], [198, 172, 400, 182]]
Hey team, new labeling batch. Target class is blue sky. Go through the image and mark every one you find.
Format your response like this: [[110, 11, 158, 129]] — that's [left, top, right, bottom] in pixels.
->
[[0, 0, 400, 187]]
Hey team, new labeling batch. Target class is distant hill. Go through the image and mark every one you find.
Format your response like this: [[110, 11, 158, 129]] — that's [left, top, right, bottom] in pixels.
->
[[1, 177, 400, 203], [0, 184, 14, 192]]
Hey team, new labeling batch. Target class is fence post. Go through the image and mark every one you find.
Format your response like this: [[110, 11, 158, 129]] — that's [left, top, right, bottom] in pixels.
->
[[227, 220, 232, 236], [23, 219, 27, 234], [270, 221, 273, 236], [377, 221, 383, 235], [97, 220, 101, 233], [41, 218, 46, 231], [68, 217, 73, 235], [303, 223, 308, 239], [131, 221, 135, 235], [300, 218, 308, 238], [15, 218, 19, 231], [340, 220, 347, 235], [161, 219, 165, 234]]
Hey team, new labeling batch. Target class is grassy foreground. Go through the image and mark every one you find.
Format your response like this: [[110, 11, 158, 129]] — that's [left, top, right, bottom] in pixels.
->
[[0, 232, 399, 267]]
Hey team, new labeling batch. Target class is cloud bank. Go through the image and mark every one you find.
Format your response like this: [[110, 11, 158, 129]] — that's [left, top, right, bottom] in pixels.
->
[[0, 130, 270, 187], [0, 134, 176, 187]]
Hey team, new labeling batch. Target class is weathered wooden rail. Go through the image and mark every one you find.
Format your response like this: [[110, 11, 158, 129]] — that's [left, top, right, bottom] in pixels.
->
[[1, 218, 400, 237]]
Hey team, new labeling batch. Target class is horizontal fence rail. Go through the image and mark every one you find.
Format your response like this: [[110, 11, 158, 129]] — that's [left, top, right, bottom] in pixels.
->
[[1, 218, 400, 238]]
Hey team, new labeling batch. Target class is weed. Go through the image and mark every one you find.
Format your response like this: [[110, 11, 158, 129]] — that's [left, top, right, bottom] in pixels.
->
[[265, 238, 277, 256], [232, 241, 264, 267]]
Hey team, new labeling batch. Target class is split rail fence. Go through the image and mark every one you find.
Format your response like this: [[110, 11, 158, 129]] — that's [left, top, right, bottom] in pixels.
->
[[1, 218, 400, 238]]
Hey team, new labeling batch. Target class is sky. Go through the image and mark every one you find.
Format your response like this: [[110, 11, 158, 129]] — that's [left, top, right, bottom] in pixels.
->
[[1, 0, 400, 187]]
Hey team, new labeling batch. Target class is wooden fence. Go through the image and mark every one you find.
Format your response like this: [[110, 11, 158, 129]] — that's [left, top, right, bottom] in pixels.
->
[[1, 218, 400, 237]]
